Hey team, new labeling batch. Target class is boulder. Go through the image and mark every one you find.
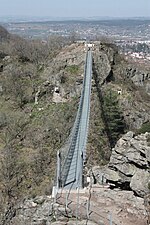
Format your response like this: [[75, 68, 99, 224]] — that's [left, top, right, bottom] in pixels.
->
[[92, 166, 122, 184], [130, 169, 150, 197], [122, 131, 134, 141]]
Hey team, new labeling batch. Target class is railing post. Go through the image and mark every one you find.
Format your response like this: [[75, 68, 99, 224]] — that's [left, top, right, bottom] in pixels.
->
[[57, 150, 61, 189], [109, 212, 112, 225], [65, 190, 68, 209], [86, 199, 89, 220], [76, 187, 80, 225], [81, 151, 83, 188]]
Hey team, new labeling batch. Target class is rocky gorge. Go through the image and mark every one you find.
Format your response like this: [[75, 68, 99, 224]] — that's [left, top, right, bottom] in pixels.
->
[[0, 26, 150, 225]]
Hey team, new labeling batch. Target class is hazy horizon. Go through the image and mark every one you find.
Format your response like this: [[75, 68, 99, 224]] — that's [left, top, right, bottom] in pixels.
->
[[0, 0, 149, 19]]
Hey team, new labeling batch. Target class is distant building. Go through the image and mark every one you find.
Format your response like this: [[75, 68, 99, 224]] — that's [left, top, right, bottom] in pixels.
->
[[85, 43, 95, 48]]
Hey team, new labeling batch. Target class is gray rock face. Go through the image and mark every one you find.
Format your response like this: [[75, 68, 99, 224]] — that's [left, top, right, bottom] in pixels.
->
[[126, 67, 150, 94], [42, 44, 85, 101], [121, 66, 150, 129], [93, 49, 112, 85], [130, 169, 150, 197], [11, 195, 100, 225], [120, 97, 150, 130], [11, 195, 72, 225], [92, 132, 150, 197]]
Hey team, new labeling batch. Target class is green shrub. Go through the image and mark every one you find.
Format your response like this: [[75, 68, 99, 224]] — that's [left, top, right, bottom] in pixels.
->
[[138, 122, 150, 134], [66, 65, 79, 74]]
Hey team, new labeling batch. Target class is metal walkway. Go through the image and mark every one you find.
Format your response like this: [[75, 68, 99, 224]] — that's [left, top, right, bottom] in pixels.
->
[[56, 49, 93, 189]]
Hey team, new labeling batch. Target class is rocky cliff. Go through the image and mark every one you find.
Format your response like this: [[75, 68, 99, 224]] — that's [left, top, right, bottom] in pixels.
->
[[93, 43, 150, 131]]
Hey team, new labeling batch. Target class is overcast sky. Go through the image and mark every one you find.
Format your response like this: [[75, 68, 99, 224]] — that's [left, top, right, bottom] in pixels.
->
[[0, 0, 149, 18]]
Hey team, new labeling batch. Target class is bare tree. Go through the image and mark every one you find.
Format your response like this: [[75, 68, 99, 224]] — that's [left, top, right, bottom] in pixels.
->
[[0, 113, 29, 225]]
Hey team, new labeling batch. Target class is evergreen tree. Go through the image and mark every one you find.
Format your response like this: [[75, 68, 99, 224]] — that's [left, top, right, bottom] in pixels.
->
[[103, 90, 126, 147]]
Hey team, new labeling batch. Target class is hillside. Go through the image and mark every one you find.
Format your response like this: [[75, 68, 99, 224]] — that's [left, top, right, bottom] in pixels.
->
[[0, 27, 150, 224]]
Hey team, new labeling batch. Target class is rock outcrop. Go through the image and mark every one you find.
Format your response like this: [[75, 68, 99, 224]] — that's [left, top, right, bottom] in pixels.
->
[[125, 66, 150, 94], [92, 132, 150, 197], [11, 195, 99, 225], [43, 44, 85, 102]]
